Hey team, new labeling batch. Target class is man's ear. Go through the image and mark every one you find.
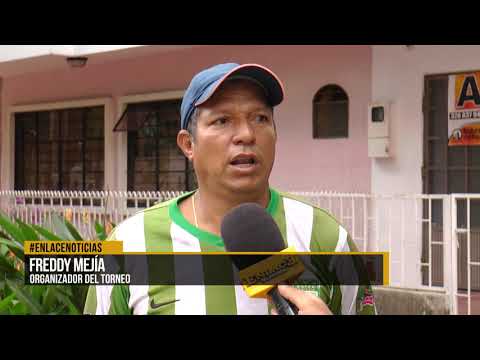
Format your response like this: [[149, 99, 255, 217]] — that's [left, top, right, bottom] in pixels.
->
[[177, 130, 194, 161]]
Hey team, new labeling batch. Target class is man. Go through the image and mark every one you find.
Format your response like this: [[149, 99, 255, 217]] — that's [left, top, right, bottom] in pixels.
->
[[84, 63, 376, 315]]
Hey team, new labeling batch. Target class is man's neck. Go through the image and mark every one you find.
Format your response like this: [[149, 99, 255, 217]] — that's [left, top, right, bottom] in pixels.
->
[[189, 186, 271, 237]]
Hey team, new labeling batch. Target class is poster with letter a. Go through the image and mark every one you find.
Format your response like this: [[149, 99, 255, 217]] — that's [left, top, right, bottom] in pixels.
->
[[448, 72, 480, 146]]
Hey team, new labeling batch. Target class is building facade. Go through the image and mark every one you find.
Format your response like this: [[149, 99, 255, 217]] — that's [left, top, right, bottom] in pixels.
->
[[0, 45, 372, 193]]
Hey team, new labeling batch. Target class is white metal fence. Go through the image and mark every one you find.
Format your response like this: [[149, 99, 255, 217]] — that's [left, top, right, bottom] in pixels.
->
[[295, 192, 480, 315], [1, 190, 478, 314], [295, 192, 446, 289], [0, 190, 185, 240], [450, 194, 480, 315]]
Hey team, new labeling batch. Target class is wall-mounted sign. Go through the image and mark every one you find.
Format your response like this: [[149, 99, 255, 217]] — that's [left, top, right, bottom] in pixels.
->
[[448, 72, 480, 146]]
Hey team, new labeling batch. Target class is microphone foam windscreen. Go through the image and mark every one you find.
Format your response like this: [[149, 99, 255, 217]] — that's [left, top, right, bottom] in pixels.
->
[[221, 203, 286, 270]]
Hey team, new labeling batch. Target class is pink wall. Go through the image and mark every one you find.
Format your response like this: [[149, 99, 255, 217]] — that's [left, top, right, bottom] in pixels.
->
[[3, 45, 372, 192]]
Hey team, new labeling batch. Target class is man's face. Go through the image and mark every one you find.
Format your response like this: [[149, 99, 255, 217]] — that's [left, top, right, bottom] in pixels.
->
[[191, 79, 277, 195]]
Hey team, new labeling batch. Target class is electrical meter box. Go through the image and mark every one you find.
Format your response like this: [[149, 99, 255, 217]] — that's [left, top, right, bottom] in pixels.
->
[[368, 102, 391, 158]]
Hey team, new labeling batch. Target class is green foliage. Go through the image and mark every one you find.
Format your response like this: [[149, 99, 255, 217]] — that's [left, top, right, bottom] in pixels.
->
[[0, 213, 110, 315], [95, 221, 107, 241]]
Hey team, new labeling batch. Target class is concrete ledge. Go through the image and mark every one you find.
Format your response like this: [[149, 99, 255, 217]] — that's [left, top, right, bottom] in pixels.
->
[[372, 286, 451, 315]]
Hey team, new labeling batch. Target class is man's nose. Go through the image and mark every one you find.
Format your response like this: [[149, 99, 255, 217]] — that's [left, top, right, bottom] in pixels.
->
[[232, 119, 256, 145]]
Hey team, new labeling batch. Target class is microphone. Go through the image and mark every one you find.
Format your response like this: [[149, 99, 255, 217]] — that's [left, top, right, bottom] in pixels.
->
[[221, 202, 304, 315]]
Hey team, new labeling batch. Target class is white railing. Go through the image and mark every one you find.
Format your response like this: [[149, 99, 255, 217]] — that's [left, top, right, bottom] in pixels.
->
[[0, 190, 185, 240], [0, 190, 478, 314], [450, 194, 480, 315], [294, 192, 447, 289], [294, 192, 480, 315]]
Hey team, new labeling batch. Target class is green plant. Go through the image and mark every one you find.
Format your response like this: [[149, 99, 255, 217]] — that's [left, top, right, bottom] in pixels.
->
[[0, 212, 113, 315]]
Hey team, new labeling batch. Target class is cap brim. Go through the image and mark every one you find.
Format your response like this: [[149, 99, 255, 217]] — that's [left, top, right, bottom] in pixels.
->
[[194, 64, 284, 107]]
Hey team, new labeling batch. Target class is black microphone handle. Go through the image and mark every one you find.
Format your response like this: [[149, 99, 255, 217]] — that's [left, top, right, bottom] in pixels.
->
[[269, 287, 298, 315]]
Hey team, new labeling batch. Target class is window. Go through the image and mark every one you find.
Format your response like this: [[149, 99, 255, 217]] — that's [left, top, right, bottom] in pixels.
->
[[312, 84, 349, 138], [14, 106, 104, 191], [125, 99, 197, 192]]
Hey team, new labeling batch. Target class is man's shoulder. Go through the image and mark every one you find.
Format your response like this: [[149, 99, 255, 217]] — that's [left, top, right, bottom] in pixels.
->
[[108, 195, 181, 238], [143, 195, 178, 213], [278, 191, 342, 225], [278, 190, 345, 252]]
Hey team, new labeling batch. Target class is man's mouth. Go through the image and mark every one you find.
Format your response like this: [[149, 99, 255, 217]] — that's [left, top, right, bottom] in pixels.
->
[[230, 154, 258, 168]]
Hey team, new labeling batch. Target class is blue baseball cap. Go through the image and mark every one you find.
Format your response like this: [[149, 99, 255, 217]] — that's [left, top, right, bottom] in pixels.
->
[[180, 63, 284, 130]]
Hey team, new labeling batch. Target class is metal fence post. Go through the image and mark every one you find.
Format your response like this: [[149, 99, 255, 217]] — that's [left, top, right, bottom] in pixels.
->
[[450, 195, 459, 315], [443, 195, 454, 314]]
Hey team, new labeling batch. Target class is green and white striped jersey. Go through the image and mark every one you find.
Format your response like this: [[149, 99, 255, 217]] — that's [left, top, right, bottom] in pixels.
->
[[84, 188, 376, 315]]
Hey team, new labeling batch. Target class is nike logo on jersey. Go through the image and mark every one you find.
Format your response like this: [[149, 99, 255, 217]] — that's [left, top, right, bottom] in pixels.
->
[[150, 298, 180, 309]]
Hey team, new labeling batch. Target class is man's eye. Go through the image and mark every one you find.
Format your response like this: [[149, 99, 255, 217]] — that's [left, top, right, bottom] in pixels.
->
[[255, 115, 269, 123], [213, 117, 228, 125]]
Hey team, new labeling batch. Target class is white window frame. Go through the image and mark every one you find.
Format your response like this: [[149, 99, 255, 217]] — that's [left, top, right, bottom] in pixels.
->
[[116, 90, 185, 192], [1, 97, 114, 191]]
